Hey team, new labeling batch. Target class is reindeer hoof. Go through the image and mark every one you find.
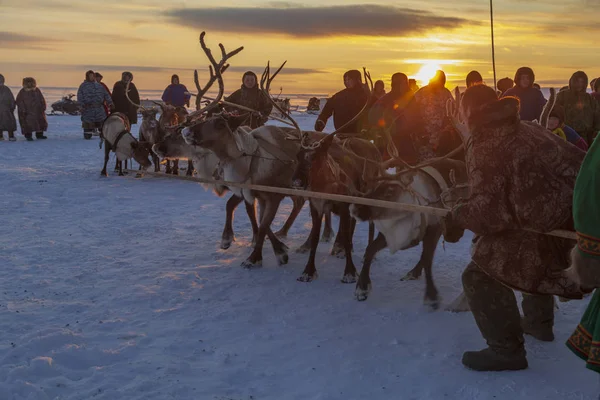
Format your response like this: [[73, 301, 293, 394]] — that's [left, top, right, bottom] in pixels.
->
[[221, 236, 235, 250], [297, 272, 317, 282], [424, 295, 441, 311], [331, 243, 344, 257], [241, 259, 262, 269], [135, 173, 143, 179], [355, 284, 372, 301], [276, 251, 289, 266], [400, 270, 420, 281], [274, 229, 287, 239], [321, 230, 334, 243], [118, 172, 125, 177], [101, 171, 108, 177], [186, 170, 193, 177], [296, 244, 310, 254], [341, 273, 357, 284]]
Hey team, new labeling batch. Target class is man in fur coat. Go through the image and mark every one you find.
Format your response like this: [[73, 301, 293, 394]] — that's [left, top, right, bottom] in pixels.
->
[[112, 72, 139, 126], [77, 70, 113, 140], [224, 71, 273, 129], [0, 74, 17, 141], [555, 71, 600, 145], [443, 84, 587, 371], [16, 77, 48, 141]]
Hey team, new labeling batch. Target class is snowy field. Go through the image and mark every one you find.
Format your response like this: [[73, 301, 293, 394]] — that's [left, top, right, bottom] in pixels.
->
[[1, 113, 598, 400]]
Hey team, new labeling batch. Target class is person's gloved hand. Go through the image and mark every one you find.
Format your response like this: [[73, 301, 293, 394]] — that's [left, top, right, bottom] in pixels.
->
[[314, 119, 326, 132]]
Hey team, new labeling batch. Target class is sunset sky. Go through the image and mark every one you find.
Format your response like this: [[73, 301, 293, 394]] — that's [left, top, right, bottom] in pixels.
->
[[1, 0, 597, 95]]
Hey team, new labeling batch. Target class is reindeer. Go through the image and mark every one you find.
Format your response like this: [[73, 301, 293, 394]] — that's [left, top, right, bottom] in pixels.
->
[[176, 32, 340, 268], [100, 112, 152, 176], [291, 133, 381, 283], [153, 125, 313, 250], [349, 158, 468, 309], [155, 103, 195, 176]]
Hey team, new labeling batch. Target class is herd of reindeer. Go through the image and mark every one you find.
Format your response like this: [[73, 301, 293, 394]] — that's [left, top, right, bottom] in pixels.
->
[[98, 32, 559, 312]]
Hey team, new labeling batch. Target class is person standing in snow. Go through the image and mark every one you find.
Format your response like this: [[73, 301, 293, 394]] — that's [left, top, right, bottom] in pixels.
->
[[442, 84, 587, 371], [315, 70, 369, 134], [497, 77, 514, 96], [112, 72, 140, 126], [555, 71, 600, 145], [78, 70, 113, 140], [0, 74, 17, 141], [95, 72, 112, 117], [403, 70, 457, 161], [592, 78, 600, 104], [502, 67, 546, 121], [564, 134, 600, 375], [224, 71, 273, 129], [161, 74, 190, 108], [466, 71, 483, 88], [372, 80, 386, 99], [16, 77, 48, 141]]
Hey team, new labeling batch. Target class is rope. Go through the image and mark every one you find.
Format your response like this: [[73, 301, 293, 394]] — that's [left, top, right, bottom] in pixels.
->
[[123, 169, 577, 241]]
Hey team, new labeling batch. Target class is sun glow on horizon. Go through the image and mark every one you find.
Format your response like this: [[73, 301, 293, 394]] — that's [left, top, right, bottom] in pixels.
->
[[413, 62, 443, 86]]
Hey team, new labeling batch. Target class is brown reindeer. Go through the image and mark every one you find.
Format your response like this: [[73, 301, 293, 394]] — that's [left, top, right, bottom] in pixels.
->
[[291, 132, 380, 283]]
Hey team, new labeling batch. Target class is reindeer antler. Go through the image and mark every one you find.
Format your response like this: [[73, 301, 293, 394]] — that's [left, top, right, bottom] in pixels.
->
[[539, 87, 556, 129], [126, 80, 146, 112], [446, 86, 469, 144], [186, 32, 243, 122], [259, 61, 303, 137]]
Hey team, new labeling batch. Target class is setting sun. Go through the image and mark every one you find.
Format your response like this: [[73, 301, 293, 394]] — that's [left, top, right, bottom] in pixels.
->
[[414, 63, 443, 86]]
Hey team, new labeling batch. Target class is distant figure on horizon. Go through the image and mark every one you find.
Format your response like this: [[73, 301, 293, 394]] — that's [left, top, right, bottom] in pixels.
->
[[497, 77, 514, 95], [555, 71, 600, 144], [224, 71, 272, 129], [502, 67, 546, 121], [78, 70, 113, 140], [315, 70, 369, 134], [0, 73, 17, 141], [112, 72, 140, 126], [16, 77, 48, 141], [161, 74, 190, 108], [95, 72, 112, 117], [373, 80, 386, 99], [466, 70, 483, 88]]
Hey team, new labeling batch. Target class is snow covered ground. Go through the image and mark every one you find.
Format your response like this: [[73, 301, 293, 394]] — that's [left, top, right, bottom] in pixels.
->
[[1, 114, 598, 400]]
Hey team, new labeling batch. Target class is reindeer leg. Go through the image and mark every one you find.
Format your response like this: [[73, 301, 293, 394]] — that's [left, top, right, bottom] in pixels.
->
[[340, 206, 357, 283], [321, 211, 335, 242], [114, 158, 119, 172], [165, 161, 172, 174], [186, 160, 194, 176], [101, 143, 111, 177], [275, 197, 305, 239], [172, 159, 180, 175], [420, 225, 442, 310], [245, 199, 258, 247], [368, 222, 375, 246], [355, 233, 387, 301], [266, 228, 289, 266], [298, 202, 322, 282], [221, 195, 243, 249], [153, 155, 160, 172], [331, 219, 344, 257], [242, 195, 283, 269], [118, 159, 124, 176]]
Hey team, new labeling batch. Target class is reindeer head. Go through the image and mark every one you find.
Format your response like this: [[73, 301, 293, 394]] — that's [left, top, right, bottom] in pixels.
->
[[181, 114, 231, 150], [130, 141, 153, 170], [350, 174, 416, 222], [291, 133, 335, 190]]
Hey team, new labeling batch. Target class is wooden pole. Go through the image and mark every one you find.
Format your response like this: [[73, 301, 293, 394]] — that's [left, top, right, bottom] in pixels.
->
[[124, 169, 577, 240], [490, 0, 498, 91]]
